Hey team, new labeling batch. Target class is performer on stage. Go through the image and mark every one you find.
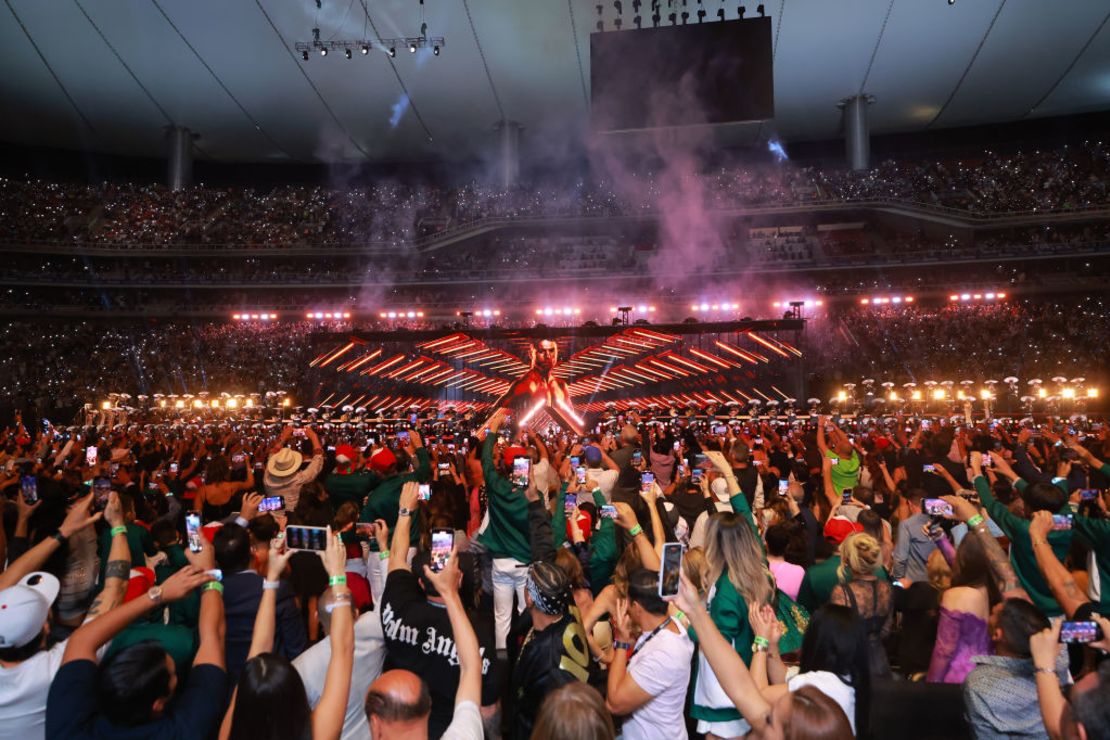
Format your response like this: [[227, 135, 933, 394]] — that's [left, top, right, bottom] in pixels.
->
[[495, 338, 585, 435]]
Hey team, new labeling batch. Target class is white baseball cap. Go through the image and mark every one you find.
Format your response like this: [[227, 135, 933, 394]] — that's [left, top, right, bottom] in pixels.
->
[[0, 572, 59, 648]]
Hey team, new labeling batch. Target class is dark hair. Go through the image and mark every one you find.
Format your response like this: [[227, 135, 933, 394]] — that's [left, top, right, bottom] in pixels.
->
[[627, 568, 668, 616], [1021, 481, 1067, 514], [996, 598, 1049, 657], [293, 483, 333, 527], [0, 630, 44, 662], [227, 653, 312, 740], [765, 523, 792, 557], [248, 514, 279, 545], [365, 675, 432, 723], [951, 531, 1001, 604], [96, 641, 173, 727], [214, 523, 252, 572], [205, 456, 231, 484], [799, 604, 871, 738], [857, 509, 884, 543], [1073, 662, 1110, 738], [150, 520, 178, 549], [905, 488, 926, 505]]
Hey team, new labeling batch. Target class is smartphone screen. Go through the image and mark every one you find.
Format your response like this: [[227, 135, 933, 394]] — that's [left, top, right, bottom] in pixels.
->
[[1080, 489, 1099, 501], [570, 456, 580, 468], [842, 489, 853, 504], [430, 528, 453, 572], [830, 457, 839, 466], [438, 462, 451, 472], [632, 450, 643, 464], [564, 493, 577, 513], [673, 440, 681, 451], [575, 465, 587, 485], [778, 479, 789, 496], [20, 475, 37, 504], [185, 513, 203, 553], [924, 498, 954, 517], [659, 542, 683, 598], [599, 505, 618, 520], [1060, 620, 1102, 644], [397, 431, 410, 444], [640, 472, 654, 494], [512, 456, 530, 488], [259, 496, 285, 513], [1052, 514, 1073, 531], [169, 462, 179, 474], [418, 483, 432, 501], [981, 453, 992, 467], [286, 525, 328, 551], [93, 477, 112, 509], [354, 522, 375, 537], [86, 446, 98, 465], [923, 464, 935, 473]]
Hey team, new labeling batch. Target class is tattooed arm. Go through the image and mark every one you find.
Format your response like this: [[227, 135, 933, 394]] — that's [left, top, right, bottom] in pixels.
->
[[1028, 511, 1086, 618], [85, 492, 132, 621]]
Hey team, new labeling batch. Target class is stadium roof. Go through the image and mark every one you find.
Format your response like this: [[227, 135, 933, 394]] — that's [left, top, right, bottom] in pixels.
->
[[2, 0, 1109, 163]]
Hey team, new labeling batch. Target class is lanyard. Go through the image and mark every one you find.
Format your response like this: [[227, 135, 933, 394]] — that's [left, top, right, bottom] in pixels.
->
[[631, 618, 673, 659]]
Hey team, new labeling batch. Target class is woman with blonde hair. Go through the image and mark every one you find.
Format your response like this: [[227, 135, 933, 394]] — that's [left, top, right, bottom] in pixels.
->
[[691, 511, 777, 739], [830, 532, 893, 679], [531, 682, 615, 740]]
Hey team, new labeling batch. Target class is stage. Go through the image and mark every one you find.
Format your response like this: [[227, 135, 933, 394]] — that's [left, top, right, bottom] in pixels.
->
[[304, 318, 806, 420]]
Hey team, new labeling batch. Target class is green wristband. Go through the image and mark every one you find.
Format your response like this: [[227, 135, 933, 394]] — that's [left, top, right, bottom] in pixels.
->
[[753, 635, 770, 648], [628, 524, 643, 537], [967, 514, 984, 529], [329, 575, 347, 587], [202, 581, 224, 594], [378, 550, 390, 561], [110, 525, 127, 538]]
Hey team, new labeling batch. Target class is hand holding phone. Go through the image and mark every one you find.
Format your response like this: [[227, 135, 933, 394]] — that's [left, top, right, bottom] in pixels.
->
[[512, 456, 531, 488], [430, 528, 453, 572], [659, 542, 683, 599], [185, 513, 203, 553]]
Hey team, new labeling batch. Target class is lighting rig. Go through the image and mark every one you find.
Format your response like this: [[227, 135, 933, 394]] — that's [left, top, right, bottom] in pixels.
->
[[296, 26, 444, 60]]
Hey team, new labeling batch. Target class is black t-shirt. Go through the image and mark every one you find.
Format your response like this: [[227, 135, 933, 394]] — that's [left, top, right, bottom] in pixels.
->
[[380, 569, 498, 737], [511, 611, 596, 739], [46, 659, 228, 740]]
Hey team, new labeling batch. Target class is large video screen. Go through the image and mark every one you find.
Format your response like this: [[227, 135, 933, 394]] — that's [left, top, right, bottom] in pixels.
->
[[590, 17, 774, 132]]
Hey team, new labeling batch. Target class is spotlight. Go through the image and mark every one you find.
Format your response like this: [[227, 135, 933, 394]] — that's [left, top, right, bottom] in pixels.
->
[[408, 42, 417, 53], [302, 50, 309, 61], [634, 14, 642, 27], [614, 17, 622, 28], [632, 0, 641, 10], [948, 0, 955, 4], [345, 48, 352, 59], [597, 20, 604, 30], [652, 12, 660, 25], [433, 45, 440, 55], [697, 9, 705, 21], [668, 12, 676, 23], [389, 46, 396, 57], [614, 0, 622, 12], [717, 8, 725, 19], [320, 46, 328, 56], [738, 5, 745, 17], [420, 22, 428, 36], [361, 43, 369, 54], [757, 3, 764, 15], [681, 11, 689, 22]]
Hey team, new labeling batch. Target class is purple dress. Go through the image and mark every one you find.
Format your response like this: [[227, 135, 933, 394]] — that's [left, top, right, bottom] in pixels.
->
[[926, 607, 990, 683]]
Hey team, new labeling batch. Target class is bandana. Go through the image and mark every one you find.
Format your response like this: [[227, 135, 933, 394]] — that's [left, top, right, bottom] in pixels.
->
[[526, 568, 567, 616]]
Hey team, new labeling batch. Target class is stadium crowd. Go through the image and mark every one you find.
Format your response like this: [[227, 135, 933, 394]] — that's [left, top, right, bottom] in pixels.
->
[[4, 141, 1110, 249], [2, 403, 1110, 739]]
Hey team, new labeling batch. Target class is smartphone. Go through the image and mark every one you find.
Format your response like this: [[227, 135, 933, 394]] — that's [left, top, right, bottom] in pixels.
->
[[565, 492, 577, 514], [293, 428, 306, 438], [640, 472, 654, 494], [169, 462, 179, 474], [924, 498, 954, 517], [570, 456, 580, 467], [397, 431, 410, 444], [354, 522, 376, 537], [258, 496, 285, 513], [286, 525, 328, 551], [673, 440, 681, 451], [1052, 514, 1074, 531], [691, 469, 703, 485], [86, 446, 98, 465], [693, 453, 708, 468], [418, 483, 432, 501], [185, 513, 203, 553], [923, 464, 936, 473], [830, 457, 839, 466], [512, 456, 531, 488], [437, 462, 451, 472], [1080, 489, 1099, 501], [1060, 620, 1103, 644], [231, 453, 246, 467], [20, 475, 37, 504], [92, 476, 112, 508], [778, 479, 789, 496], [575, 465, 587, 485], [842, 489, 853, 504], [713, 425, 727, 435], [430, 528, 453, 572], [658, 542, 683, 599], [632, 450, 643, 464], [599, 505, 618, 520], [981, 453, 992, 467]]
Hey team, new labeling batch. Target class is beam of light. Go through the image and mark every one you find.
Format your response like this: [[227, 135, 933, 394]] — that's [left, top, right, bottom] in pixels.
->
[[556, 398, 585, 426], [317, 342, 356, 369], [746, 331, 791, 358], [389, 92, 410, 128], [363, 354, 407, 376], [343, 349, 384, 373], [767, 138, 788, 162], [519, 398, 547, 426]]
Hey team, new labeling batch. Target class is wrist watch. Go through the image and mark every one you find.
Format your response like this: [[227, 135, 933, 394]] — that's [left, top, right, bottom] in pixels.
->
[[398, 507, 413, 517], [147, 586, 164, 605]]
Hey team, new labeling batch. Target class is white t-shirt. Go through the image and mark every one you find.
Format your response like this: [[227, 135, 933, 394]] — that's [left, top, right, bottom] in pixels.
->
[[440, 700, 484, 740], [624, 625, 694, 740], [586, 468, 620, 503], [0, 640, 66, 740], [294, 610, 385, 740], [787, 671, 855, 735]]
